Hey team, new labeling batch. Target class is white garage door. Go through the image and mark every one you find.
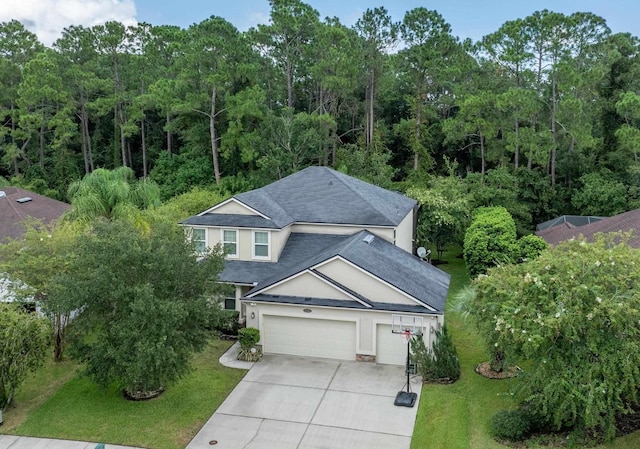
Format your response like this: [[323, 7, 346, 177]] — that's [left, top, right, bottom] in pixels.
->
[[377, 324, 413, 365], [263, 315, 356, 361]]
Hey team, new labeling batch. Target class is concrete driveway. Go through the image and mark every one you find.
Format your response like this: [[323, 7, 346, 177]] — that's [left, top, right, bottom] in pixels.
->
[[186, 355, 422, 449]]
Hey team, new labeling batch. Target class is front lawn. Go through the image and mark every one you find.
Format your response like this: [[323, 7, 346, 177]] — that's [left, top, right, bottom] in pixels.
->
[[411, 250, 640, 449], [2, 339, 245, 449]]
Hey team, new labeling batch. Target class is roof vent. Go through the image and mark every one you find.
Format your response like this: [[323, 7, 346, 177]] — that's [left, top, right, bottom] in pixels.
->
[[363, 234, 375, 244], [0, 191, 5, 198], [16, 197, 32, 203]]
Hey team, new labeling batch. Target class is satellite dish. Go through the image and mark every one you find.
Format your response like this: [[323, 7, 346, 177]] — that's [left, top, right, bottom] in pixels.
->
[[417, 247, 426, 259]]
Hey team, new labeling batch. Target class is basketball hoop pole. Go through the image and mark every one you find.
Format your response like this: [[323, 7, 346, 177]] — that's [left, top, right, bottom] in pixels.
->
[[404, 330, 412, 394], [391, 314, 423, 407]]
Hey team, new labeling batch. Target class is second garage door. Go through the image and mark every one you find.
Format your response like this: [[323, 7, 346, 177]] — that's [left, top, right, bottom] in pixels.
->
[[262, 315, 356, 361], [377, 324, 413, 365]]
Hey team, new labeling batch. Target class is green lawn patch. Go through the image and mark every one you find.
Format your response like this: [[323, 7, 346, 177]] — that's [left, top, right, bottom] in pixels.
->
[[9, 339, 245, 449]]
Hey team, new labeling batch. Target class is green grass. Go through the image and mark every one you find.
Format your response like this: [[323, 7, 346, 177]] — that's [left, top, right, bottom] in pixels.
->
[[6, 339, 245, 449], [411, 249, 640, 449]]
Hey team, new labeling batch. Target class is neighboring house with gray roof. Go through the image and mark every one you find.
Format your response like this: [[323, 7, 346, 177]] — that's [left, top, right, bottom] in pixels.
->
[[180, 166, 450, 365]]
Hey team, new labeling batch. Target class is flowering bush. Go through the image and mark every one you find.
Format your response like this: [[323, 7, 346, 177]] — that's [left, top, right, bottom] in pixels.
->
[[471, 233, 640, 441]]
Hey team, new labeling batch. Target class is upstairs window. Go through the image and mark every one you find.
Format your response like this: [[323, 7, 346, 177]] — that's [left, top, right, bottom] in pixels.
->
[[222, 229, 238, 257], [253, 231, 270, 259], [192, 228, 206, 253]]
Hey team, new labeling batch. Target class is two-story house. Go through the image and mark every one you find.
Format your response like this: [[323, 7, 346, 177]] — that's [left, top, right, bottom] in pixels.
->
[[180, 166, 450, 365]]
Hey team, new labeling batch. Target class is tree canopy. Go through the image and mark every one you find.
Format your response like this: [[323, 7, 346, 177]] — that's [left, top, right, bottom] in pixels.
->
[[58, 220, 226, 398]]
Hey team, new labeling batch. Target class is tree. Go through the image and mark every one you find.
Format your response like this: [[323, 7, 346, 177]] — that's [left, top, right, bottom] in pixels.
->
[[0, 222, 79, 361], [463, 206, 517, 277], [0, 303, 50, 409], [250, 0, 320, 109], [471, 234, 640, 441], [406, 174, 470, 260], [65, 166, 160, 223], [571, 170, 629, 216], [399, 8, 458, 171], [60, 220, 226, 398], [354, 7, 398, 149]]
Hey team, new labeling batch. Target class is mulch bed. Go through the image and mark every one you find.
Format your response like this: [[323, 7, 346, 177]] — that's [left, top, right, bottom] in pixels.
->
[[475, 361, 521, 379]]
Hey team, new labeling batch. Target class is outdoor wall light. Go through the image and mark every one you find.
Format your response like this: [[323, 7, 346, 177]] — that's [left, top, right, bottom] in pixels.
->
[[250, 312, 255, 319], [249, 302, 256, 306]]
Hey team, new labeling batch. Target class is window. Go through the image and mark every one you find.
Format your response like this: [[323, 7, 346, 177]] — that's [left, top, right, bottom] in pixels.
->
[[192, 228, 206, 253], [253, 231, 270, 259], [224, 297, 236, 310], [222, 229, 238, 257]]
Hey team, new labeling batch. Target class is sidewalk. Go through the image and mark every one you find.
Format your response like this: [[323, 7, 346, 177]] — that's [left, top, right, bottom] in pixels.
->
[[0, 434, 143, 449]]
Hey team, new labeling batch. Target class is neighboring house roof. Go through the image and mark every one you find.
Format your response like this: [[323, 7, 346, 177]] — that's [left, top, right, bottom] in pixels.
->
[[536, 208, 640, 248], [0, 187, 70, 241], [183, 166, 417, 228], [223, 231, 450, 314], [536, 215, 604, 231]]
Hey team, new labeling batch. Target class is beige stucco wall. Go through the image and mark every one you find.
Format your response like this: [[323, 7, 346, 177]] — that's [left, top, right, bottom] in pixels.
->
[[291, 223, 395, 242], [395, 209, 414, 253], [315, 258, 418, 307], [192, 226, 291, 263], [242, 301, 442, 357], [210, 200, 258, 216], [263, 271, 355, 301]]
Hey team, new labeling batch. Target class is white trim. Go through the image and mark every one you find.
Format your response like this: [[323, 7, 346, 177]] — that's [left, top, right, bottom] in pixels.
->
[[314, 256, 437, 312], [246, 269, 372, 308], [198, 197, 271, 219], [252, 230, 271, 260], [220, 228, 239, 258]]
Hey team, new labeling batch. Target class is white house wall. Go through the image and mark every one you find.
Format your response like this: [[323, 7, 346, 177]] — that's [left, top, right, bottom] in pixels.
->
[[243, 300, 442, 362], [263, 271, 356, 301], [395, 209, 414, 253], [315, 258, 419, 307]]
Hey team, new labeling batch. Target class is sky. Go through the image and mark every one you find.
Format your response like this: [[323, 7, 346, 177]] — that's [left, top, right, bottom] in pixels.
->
[[1, 0, 639, 47]]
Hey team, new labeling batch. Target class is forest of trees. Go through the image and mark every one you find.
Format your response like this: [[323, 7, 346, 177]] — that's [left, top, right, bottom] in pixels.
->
[[1, 0, 639, 233]]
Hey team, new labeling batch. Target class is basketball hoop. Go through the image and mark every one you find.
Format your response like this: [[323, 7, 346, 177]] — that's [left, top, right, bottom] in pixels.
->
[[402, 329, 412, 343]]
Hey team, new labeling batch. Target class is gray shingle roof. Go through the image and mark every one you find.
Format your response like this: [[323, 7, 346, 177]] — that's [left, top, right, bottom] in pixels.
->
[[187, 166, 417, 229], [218, 233, 349, 285], [249, 294, 440, 315], [240, 231, 450, 313]]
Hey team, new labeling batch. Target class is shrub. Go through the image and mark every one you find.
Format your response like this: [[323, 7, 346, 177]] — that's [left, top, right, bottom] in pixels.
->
[[463, 206, 517, 277], [517, 234, 547, 262], [213, 310, 240, 336], [238, 327, 260, 349], [237, 327, 261, 362], [491, 409, 531, 441], [411, 324, 460, 382]]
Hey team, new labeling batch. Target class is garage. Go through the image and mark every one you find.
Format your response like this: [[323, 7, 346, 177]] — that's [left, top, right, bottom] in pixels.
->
[[376, 324, 414, 365], [262, 315, 356, 360]]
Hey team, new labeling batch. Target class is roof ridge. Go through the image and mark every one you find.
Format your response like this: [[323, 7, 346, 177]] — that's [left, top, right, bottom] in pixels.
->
[[327, 169, 397, 224]]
